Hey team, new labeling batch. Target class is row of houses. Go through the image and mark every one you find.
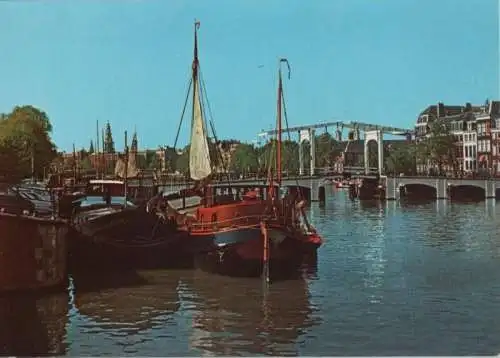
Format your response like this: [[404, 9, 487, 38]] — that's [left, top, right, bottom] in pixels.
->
[[415, 100, 500, 174]]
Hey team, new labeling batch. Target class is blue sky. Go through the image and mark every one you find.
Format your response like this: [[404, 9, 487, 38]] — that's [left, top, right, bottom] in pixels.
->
[[0, 0, 498, 152]]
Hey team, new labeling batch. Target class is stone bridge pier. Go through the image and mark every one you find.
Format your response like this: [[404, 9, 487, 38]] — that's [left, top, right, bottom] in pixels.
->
[[384, 177, 498, 200]]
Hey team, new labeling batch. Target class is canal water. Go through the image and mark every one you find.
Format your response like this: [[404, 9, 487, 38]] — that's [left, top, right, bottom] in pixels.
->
[[2, 189, 500, 356]]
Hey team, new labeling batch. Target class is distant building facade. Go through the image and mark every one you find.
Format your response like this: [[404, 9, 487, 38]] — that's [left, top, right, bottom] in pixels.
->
[[414, 100, 500, 175]]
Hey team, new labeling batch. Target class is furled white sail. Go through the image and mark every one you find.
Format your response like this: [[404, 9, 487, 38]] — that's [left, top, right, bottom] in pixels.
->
[[189, 78, 212, 181], [114, 151, 139, 179]]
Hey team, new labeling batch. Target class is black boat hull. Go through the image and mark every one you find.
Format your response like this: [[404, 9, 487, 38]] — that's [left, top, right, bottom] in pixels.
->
[[192, 227, 320, 279], [69, 207, 194, 273]]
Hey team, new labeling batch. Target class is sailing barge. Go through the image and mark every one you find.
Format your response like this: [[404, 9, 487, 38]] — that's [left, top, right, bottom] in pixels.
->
[[68, 136, 190, 272], [160, 21, 323, 278], [0, 183, 69, 292]]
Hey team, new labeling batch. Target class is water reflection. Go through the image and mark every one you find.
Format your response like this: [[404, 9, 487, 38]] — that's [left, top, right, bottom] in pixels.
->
[[183, 271, 320, 356], [0, 290, 69, 356], [72, 270, 181, 333]]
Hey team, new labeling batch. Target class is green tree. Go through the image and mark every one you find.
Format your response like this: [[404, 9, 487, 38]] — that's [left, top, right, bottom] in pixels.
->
[[79, 148, 88, 159], [417, 119, 457, 174], [104, 122, 115, 153], [230, 143, 259, 174], [145, 149, 159, 169], [162, 145, 179, 172], [89, 140, 95, 154], [0, 106, 57, 179], [80, 156, 93, 171], [315, 132, 342, 168], [9, 105, 53, 133], [176, 146, 190, 176], [384, 142, 416, 175], [259, 139, 300, 175]]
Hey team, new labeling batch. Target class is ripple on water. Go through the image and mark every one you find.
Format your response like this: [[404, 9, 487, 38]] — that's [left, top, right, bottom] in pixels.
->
[[4, 190, 500, 355]]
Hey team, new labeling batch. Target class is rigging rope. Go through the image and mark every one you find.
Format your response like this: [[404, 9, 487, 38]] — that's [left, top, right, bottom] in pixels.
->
[[173, 76, 193, 150], [279, 60, 309, 213], [199, 67, 233, 187]]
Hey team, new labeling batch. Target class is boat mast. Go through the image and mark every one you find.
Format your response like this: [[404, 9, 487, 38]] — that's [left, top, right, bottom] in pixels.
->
[[276, 58, 290, 185], [96, 120, 100, 179], [72, 143, 77, 181], [124, 130, 128, 207], [192, 19, 201, 146], [276, 64, 283, 186], [101, 127, 105, 179]]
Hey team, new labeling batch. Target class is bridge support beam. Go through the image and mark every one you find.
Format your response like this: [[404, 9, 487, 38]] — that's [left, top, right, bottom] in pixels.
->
[[310, 128, 316, 176], [436, 179, 447, 199], [364, 130, 383, 175], [298, 129, 308, 176], [486, 180, 496, 198]]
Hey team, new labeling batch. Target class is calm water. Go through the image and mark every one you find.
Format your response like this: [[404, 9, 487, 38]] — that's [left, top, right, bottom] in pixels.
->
[[3, 189, 500, 356]]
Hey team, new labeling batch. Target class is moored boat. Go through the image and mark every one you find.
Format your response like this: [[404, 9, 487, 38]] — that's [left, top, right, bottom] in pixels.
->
[[162, 21, 323, 279], [68, 143, 189, 273], [0, 184, 69, 292]]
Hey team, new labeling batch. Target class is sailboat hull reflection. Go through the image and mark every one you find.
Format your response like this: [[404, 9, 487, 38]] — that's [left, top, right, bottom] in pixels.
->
[[185, 270, 320, 356]]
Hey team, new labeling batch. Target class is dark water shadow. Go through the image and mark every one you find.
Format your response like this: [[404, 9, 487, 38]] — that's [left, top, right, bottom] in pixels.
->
[[400, 198, 436, 206], [182, 270, 321, 356], [70, 269, 149, 294], [72, 269, 183, 333], [0, 290, 69, 356], [449, 186, 485, 202]]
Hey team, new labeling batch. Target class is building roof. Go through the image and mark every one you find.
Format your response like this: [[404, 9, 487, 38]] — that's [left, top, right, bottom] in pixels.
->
[[418, 104, 463, 118], [416, 102, 487, 125]]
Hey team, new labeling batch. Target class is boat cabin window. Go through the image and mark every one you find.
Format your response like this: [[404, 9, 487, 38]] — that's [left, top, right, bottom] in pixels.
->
[[86, 183, 124, 197]]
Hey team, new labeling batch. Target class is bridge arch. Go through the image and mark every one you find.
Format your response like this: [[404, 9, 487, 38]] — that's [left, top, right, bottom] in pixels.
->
[[448, 183, 485, 201], [398, 181, 437, 199]]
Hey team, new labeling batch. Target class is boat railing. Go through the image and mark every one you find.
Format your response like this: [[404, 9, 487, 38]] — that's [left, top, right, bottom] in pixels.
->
[[189, 213, 275, 233], [188, 202, 300, 233]]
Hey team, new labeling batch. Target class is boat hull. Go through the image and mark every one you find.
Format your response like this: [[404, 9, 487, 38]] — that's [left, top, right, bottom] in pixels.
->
[[192, 226, 320, 278], [0, 213, 69, 293], [69, 207, 194, 273]]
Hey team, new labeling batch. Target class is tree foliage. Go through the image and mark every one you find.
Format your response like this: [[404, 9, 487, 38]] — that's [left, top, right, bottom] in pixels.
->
[[176, 146, 190, 175], [315, 132, 342, 168], [416, 119, 457, 172], [384, 142, 417, 175], [230, 143, 259, 174], [258, 140, 301, 175], [0, 105, 57, 180]]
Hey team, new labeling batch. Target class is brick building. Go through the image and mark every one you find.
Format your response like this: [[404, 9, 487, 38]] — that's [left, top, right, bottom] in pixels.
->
[[414, 100, 500, 175]]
